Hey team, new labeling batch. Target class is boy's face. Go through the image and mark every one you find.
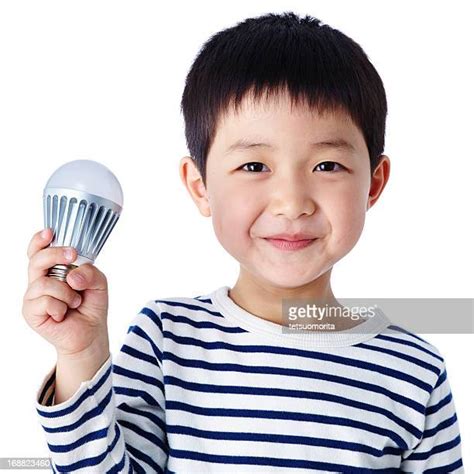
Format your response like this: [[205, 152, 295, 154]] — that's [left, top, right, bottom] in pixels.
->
[[180, 90, 389, 290]]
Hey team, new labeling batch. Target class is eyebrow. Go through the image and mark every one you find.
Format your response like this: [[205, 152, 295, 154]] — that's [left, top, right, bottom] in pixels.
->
[[224, 137, 356, 155]]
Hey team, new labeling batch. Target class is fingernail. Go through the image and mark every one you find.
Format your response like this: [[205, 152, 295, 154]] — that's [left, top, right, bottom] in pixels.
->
[[64, 248, 74, 260], [70, 273, 84, 285], [72, 295, 81, 307], [41, 229, 50, 239]]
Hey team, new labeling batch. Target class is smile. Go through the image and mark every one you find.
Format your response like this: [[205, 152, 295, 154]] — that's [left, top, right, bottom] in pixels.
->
[[263, 238, 317, 251]]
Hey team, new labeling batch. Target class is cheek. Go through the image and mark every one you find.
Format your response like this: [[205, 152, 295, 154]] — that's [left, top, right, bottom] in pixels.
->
[[327, 186, 367, 249], [210, 191, 257, 255]]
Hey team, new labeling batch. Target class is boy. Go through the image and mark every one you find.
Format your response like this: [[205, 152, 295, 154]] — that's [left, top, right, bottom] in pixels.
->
[[24, 11, 463, 473]]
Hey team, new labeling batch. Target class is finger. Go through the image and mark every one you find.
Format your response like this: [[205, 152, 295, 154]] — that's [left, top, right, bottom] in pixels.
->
[[27, 228, 54, 260], [28, 245, 77, 285], [23, 295, 69, 324], [66, 263, 108, 292], [24, 276, 82, 310]]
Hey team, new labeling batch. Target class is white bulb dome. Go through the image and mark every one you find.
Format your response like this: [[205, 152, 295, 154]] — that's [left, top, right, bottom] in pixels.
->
[[44, 159, 123, 207]]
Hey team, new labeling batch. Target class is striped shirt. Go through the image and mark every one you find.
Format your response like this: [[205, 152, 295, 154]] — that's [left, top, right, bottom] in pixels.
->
[[35, 285, 464, 473]]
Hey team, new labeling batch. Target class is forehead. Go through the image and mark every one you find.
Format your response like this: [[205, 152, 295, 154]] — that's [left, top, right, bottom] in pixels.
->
[[212, 89, 364, 151]]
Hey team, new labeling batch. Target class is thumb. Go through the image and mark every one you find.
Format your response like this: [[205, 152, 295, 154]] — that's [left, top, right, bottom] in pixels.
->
[[67, 263, 107, 291], [66, 263, 108, 312]]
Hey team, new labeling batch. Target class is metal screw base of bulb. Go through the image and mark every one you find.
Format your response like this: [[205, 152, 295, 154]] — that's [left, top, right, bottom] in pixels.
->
[[47, 264, 78, 282]]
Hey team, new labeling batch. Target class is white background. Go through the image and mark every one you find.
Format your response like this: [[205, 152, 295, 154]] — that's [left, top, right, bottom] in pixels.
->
[[0, 0, 472, 471]]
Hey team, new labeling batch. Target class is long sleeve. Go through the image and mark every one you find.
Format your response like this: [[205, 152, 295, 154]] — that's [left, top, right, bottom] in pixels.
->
[[400, 361, 464, 473], [34, 300, 168, 473]]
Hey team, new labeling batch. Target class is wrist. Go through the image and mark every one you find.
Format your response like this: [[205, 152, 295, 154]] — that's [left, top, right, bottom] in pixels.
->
[[53, 344, 110, 405], [56, 336, 110, 365]]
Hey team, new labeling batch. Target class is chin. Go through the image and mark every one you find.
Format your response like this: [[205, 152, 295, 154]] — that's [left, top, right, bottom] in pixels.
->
[[258, 270, 320, 290]]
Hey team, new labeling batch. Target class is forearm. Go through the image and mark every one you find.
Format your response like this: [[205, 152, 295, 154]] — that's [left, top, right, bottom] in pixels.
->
[[54, 340, 110, 404], [35, 300, 168, 472]]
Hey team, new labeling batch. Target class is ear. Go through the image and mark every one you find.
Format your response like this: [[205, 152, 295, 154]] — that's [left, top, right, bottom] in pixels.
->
[[179, 156, 211, 217], [367, 155, 390, 210]]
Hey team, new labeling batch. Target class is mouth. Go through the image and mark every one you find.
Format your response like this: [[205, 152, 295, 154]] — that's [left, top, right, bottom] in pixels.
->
[[263, 237, 317, 251]]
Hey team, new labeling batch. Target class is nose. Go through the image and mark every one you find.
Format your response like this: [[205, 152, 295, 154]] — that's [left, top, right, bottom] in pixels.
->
[[267, 175, 316, 220]]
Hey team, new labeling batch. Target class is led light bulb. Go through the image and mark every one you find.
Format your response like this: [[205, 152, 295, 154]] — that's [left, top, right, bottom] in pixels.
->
[[43, 159, 123, 282]]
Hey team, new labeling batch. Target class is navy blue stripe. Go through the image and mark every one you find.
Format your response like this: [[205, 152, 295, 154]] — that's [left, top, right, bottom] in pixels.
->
[[47, 427, 107, 452], [424, 414, 457, 439], [426, 392, 452, 416], [169, 448, 400, 473], [374, 334, 443, 362], [163, 330, 432, 393], [405, 434, 461, 461], [39, 371, 55, 405], [128, 454, 147, 474], [167, 424, 402, 457], [118, 402, 166, 433], [166, 400, 408, 448], [45, 391, 54, 406], [163, 351, 425, 413], [194, 296, 212, 303], [51, 422, 120, 471], [155, 299, 224, 318], [105, 448, 127, 474], [162, 311, 246, 333], [127, 325, 163, 362], [114, 386, 162, 408], [356, 342, 440, 375], [118, 344, 159, 370], [126, 442, 164, 474], [139, 306, 162, 332], [165, 374, 421, 438], [113, 362, 164, 393], [434, 369, 447, 389], [37, 363, 112, 418], [388, 325, 427, 344], [424, 457, 463, 473], [43, 389, 113, 433], [118, 419, 167, 456]]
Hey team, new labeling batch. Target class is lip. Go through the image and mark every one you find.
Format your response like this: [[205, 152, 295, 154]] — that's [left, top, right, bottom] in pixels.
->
[[265, 233, 317, 241], [264, 237, 317, 251]]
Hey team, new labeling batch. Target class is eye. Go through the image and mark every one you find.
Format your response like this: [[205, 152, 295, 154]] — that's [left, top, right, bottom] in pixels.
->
[[237, 161, 345, 173], [238, 162, 269, 173], [314, 161, 345, 172]]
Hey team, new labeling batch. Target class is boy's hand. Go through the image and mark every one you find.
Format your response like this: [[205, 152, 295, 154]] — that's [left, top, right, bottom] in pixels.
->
[[22, 228, 110, 358]]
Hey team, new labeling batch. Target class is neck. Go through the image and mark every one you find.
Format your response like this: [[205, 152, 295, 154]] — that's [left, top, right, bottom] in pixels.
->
[[229, 267, 362, 331]]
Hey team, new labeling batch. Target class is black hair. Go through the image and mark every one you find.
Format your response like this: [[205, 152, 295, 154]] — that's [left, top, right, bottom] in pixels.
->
[[180, 11, 387, 187]]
